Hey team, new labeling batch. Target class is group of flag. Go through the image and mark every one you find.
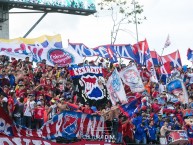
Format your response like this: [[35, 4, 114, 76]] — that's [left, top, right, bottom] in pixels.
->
[[69, 35, 183, 78], [68, 35, 193, 118]]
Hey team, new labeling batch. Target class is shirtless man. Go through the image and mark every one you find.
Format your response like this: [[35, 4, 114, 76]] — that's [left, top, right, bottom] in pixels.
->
[[160, 121, 171, 145], [57, 97, 69, 113]]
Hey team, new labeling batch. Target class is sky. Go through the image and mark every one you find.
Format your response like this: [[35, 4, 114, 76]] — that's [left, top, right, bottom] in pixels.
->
[[9, 0, 193, 66]]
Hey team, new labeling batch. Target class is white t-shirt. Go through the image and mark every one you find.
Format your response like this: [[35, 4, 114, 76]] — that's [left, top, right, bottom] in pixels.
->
[[49, 104, 57, 119], [24, 101, 36, 117]]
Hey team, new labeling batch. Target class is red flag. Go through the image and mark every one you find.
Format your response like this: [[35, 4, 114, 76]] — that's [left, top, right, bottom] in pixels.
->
[[159, 61, 171, 75]]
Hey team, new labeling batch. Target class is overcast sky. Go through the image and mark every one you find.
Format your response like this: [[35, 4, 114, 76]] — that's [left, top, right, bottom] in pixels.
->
[[9, 0, 193, 66]]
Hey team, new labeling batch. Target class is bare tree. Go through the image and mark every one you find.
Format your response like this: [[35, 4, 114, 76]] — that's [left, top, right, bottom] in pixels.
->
[[96, 0, 146, 44]]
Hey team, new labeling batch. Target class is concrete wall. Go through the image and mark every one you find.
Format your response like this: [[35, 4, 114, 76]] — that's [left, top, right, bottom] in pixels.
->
[[0, 8, 9, 39]]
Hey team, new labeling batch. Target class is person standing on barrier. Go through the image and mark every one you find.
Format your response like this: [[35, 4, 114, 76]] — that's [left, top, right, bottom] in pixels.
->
[[160, 121, 171, 145]]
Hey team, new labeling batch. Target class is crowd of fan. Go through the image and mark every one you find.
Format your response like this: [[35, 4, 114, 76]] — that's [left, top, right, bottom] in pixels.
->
[[0, 55, 193, 145]]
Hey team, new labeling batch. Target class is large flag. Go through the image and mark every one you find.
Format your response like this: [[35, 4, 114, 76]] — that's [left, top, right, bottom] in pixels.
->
[[133, 39, 158, 82], [159, 61, 171, 75], [150, 50, 162, 66], [119, 98, 139, 118], [0, 34, 62, 62], [164, 34, 171, 48], [132, 39, 149, 65], [106, 68, 127, 105], [69, 43, 136, 62], [0, 106, 105, 140], [113, 44, 136, 60], [161, 50, 182, 68], [69, 65, 108, 106], [93, 45, 118, 63], [119, 64, 145, 93], [187, 48, 193, 62], [0, 35, 83, 66], [68, 43, 98, 57]]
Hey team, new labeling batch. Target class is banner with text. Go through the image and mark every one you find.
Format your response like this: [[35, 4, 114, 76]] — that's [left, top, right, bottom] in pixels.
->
[[69, 66, 108, 105], [69, 43, 136, 63], [0, 35, 83, 66], [0, 107, 105, 140]]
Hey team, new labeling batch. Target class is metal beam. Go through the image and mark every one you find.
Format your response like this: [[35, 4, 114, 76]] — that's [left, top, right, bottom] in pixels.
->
[[23, 12, 47, 38], [9, 11, 47, 14]]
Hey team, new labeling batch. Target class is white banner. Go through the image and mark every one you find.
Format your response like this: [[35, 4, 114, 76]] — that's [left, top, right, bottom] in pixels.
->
[[0, 35, 83, 67], [106, 68, 127, 105], [119, 65, 145, 93]]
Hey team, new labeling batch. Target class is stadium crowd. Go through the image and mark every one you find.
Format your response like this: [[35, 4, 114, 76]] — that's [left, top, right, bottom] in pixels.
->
[[0, 55, 193, 145]]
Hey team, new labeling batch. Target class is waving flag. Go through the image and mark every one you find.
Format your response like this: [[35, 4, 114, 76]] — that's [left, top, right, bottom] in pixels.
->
[[94, 45, 118, 63], [114, 44, 136, 60], [187, 48, 193, 62], [119, 65, 145, 93], [164, 34, 171, 48], [69, 42, 136, 63], [150, 51, 162, 66], [69, 66, 108, 106], [106, 68, 127, 105], [159, 61, 171, 75], [68, 43, 98, 57], [132, 39, 149, 65], [119, 98, 139, 118], [133, 39, 158, 82], [161, 50, 182, 68]]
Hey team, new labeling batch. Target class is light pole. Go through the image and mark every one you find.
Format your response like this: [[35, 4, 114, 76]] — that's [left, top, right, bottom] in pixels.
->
[[133, 0, 139, 43]]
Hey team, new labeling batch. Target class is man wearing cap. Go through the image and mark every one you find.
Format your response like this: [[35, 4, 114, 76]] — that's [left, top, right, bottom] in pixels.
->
[[47, 99, 57, 120]]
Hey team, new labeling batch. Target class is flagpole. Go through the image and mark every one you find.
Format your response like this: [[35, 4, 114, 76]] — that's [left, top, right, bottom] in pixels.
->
[[133, 0, 139, 43], [160, 47, 165, 56]]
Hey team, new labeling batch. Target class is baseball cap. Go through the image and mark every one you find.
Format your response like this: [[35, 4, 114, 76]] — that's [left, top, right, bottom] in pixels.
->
[[51, 99, 55, 103]]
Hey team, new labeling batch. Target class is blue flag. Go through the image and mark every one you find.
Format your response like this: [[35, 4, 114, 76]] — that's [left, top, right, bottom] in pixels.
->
[[187, 48, 193, 61], [119, 99, 139, 118]]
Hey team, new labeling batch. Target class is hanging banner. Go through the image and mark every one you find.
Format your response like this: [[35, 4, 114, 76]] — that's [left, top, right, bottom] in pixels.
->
[[0, 135, 118, 145], [119, 65, 145, 93], [0, 136, 61, 145], [69, 43, 136, 63], [166, 74, 188, 104], [69, 66, 108, 105], [0, 107, 105, 141], [0, 35, 83, 66], [106, 68, 127, 105]]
